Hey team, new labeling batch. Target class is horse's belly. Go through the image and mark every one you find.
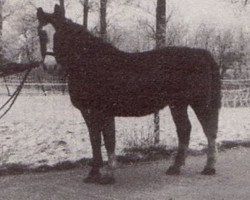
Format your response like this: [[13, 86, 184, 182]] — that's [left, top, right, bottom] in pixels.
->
[[67, 72, 208, 117], [111, 102, 168, 117], [68, 87, 169, 116]]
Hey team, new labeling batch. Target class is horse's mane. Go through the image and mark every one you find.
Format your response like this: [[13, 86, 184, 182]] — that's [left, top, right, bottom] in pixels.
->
[[61, 18, 119, 54]]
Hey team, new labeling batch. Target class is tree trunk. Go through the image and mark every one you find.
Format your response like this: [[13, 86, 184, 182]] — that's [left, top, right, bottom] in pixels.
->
[[0, 0, 3, 63], [59, 0, 66, 17], [156, 0, 166, 49], [154, 0, 166, 144], [100, 0, 107, 41], [83, 0, 89, 29]]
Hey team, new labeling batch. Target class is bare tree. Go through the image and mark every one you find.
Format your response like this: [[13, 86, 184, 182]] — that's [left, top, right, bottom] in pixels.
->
[[127, 0, 169, 143], [219, 32, 247, 79], [100, 0, 107, 41], [231, 0, 249, 5], [193, 24, 216, 50], [156, 0, 166, 49], [59, 0, 66, 17], [0, 1, 10, 95], [20, 16, 39, 62], [0, 0, 8, 99], [214, 31, 234, 78], [154, 0, 166, 144], [191, 24, 247, 79], [79, 0, 89, 29], [0, 0, 16, 98], [0, 1, 3, 62]]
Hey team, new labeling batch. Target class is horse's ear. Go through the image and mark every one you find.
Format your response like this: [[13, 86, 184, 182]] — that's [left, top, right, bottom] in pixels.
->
[[54, 4, 64, 18], [37, 7, 44, 19], [54, 4, 61, 13]]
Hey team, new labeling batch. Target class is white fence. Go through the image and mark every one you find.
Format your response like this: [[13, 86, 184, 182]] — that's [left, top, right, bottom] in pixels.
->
[[0, 82, 68, 96], [1, 80, 250, 107], [222, 88, 250, 107], [222, 79, 250, 107]]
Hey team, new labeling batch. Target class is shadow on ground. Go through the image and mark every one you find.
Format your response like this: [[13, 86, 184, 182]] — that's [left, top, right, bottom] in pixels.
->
[[0, 140, 250, 177]]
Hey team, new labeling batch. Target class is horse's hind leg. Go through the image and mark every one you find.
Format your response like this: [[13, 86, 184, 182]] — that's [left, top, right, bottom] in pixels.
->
[[81, 109, 103, 183], [191, 104, 219, 175], [101, 116, 117, 184], [166, 104, 191, 175]]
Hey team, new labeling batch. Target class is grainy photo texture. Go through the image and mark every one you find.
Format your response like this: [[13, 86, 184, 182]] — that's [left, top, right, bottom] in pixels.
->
[[0, 0, 249, 199]]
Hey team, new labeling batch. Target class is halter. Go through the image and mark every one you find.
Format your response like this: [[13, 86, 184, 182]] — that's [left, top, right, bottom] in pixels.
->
[[37, 24, 56, 67]]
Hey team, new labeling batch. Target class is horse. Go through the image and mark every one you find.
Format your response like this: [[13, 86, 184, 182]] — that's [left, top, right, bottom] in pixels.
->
[[37, 4, 221, 184]]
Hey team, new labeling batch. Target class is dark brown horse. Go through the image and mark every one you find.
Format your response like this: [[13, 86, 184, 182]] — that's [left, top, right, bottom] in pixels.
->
[[37, 5, 221, 184]]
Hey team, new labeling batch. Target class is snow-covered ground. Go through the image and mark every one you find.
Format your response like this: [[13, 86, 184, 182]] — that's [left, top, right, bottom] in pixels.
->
[[0, 94, 250, 168]]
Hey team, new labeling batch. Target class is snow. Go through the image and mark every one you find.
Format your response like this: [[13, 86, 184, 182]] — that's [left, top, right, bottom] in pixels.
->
[[0, 94, 250, 168]]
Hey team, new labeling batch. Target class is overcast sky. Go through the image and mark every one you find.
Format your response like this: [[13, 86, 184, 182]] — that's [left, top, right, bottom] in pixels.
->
[[19, 0, 248, 32], [4, 0, 250, 52]]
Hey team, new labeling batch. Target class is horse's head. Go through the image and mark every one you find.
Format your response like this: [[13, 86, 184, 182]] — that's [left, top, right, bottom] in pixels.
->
[[37, 4, 64, 29], [37, 4, 98, 75], [37, 4, 65, 74]]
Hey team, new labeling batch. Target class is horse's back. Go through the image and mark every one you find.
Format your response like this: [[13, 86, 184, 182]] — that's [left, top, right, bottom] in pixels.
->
[[68, 45, 220, 116], [51, 19, 220, 116]]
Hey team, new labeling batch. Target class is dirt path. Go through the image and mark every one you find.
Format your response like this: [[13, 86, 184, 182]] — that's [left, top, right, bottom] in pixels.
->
[[0, 148, 249, 200]]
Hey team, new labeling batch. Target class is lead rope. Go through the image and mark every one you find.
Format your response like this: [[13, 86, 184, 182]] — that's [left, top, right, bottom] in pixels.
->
[[0, 67, 32, 120], [0, 24, 49, 119]]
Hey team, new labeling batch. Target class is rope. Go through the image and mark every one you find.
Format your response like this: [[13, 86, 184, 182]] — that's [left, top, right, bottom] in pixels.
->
[[37, 74, 47, 96], [0, 68, 32, 120]]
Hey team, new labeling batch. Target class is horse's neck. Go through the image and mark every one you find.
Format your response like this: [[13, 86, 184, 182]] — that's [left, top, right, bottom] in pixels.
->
[[54, 21, 120, 60]]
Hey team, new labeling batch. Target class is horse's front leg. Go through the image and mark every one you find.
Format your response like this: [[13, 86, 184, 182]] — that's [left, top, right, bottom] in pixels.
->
[[81, 109, 103, 183], [101, 115, 117, 184]]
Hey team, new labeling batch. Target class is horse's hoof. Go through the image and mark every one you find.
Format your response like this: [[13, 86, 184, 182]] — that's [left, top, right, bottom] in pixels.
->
[[201, 167, 216, 175], [83, 174, 101, 184], [166, 166, 181, 175], [99, 175, 115, 185]]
